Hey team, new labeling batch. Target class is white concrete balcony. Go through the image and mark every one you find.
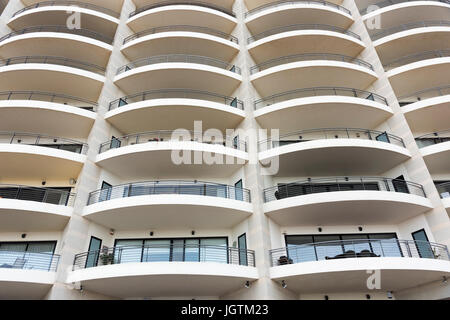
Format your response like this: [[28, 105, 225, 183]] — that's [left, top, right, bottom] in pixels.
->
[[0, 184, 74, 231], [247, 24, 364, 63], [21, 0, 124, 12], [263, 177, 432, 225], [128, 1, 237, 34], [83, 180, 252, 230], [258, 128, 410, 177], [68, 244, 257, 298], [416, 130, 450, 174], [8, 1, 120, 39], [96, 130, 248, 180], [0, 132, 87, 181], [250, 53, 377, 97], [384, 50, 450, 98], [121, 25, 239, 62], [114, 54, 242, 96], [0, 251, 59, 299], [0, 56, 106, 101], [245, 0, 353, 35], [269, 239, 450, 294], [105, 89, 245, 133], [253, 87, 392, 131], [0, 26, 113, 67], [436, 182, 450, 214], [0, 91, 96, 138], [399, 85, 450, 134]]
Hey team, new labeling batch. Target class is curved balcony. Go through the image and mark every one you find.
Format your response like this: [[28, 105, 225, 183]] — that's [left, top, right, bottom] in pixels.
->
[[96, 130, 248, 180], [250, 53, 377, 97], [436, 182, 450, 213], [360, 0, 450, 16], [416, 130, 450, 174], [0, 91, 96, 137], [263, 177, 431, 225], [0, 132, 87, 181], [259, 128, 410, 176], [121, 25, 239, 62], [83, 180, 252, 229], [0, 26, 113, 67], [0, 250, 59, 299], [114, 54, 241, 96], [68, 244, 257, 298], [128, 1, 236, 34], [270, 239, 450, 294], [0, 56, 105, 101], [247, 24, 364, 63], [9, 1, 120, 39], [20, 0, 124, 12], [105, 89, 244, 133], [253, 87, 392, 131], [245, 0, 353, 35], [0, 184, 74, 231], [400, 86, 450, 133]]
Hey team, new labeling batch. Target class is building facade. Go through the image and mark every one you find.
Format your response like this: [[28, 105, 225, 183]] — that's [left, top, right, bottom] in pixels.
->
[[0, 0, 449, 300]]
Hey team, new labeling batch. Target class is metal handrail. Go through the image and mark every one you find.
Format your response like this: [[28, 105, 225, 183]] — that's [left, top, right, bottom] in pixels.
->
[[130, 0, 236, 18], [0, 131, 88, 154], [12, 0, 120, 18], [248, 23, 361, 43], [0, 184, 75, 206], [245, 0, 351, 18], [0, 25, 114, 44], [99, 130, 247, 153], [263, 176, 426, 203], [0, 90, 97, 110], [398, 84, 450, 105], [269, 239, 450, 266], [0, 55, 105, 74], [109, 89, 243, 111], [384, 49, 450, 70], [254, 87, 387, 109], [415, 129, 450, 147], [436, 181, 450, 198], [360, 0, 450, 15], [370, 20, 450, 40], [123, 25, 238, 44], [250, 53, 374, 74], [0, 250, 60, 271], [87, 180, 251, 205], [117, 54, 241, 75], [73, 244, 255, 270], [258, 127, 405, 151]]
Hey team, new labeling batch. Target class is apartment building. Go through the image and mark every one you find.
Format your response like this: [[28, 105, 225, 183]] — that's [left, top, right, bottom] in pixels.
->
[[0, 0, 449, 300]]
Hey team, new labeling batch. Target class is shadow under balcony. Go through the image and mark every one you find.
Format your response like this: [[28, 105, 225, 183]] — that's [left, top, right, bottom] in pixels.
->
[[416, 130, 450, 174]]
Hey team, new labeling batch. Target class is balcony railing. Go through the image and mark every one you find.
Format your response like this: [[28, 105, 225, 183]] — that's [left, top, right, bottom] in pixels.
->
[[0, 25, 114, 45], [0, 131, 88, 154], [436, 181, 450, 198], [360, 0, 450, 15], [0, 55, 105, 75], [248, 24, 361, 44], [250, 53, 374, 74], [0, 90, 97, 111], [398, 84, 450, 106], [73, 244, 255, 270], [109, 89, 243, 111], [129, 0, 236, 18], [384, 49, 450, 70], [98, 130, 247, 153], [0, 184, 75, 206], [87, 180, 251, 205], [0, 250, 60, 271], [370, 20, 450, 41], [263, 176, 426, 202], [245, 0, 351, 18], [415, 129, 450, 148], [117, 54, 241, 75], [258, 127, 405, 151], [254, 86, 387, 109], [270, 239, 450, 266], [123, 25, 238, 44], [12, 0, 120, 18]]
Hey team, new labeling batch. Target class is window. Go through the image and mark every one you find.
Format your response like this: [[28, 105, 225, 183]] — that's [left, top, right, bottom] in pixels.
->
[[99, 181, 112, 202], [412, 229, 434, 259], [85, 237, 102, 268], [0, 241, 56, 271], [235, 179, 243, 201], [238, 233, 247, 266], [392, 175, 409, 194]]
